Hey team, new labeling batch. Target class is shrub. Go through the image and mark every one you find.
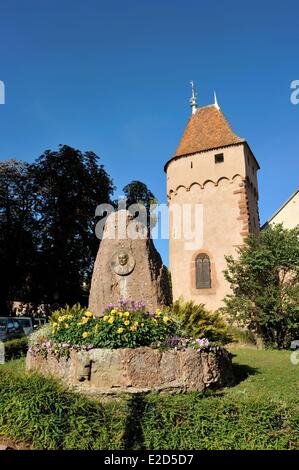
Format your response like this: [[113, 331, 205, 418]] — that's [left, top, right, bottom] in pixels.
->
[[29, 301, 227, 358], [223, 224, 299, 349], [226, 325, 257, 346], [169, 299, 231, 345], [28, 323, 52, 347], [47, 300, 179, 350], [3, 336, 28, 360], [49, 303, 87, 324]]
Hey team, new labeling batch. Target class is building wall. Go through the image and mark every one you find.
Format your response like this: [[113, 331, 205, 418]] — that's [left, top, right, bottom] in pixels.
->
[[244, 146, 260, 235], [268, 191, 299, 229], [167, 143, 259, 311]]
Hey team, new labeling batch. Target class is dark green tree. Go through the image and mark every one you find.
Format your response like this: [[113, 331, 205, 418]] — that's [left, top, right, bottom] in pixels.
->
[[222, 224, 299, 349], [0, 160, 37, 314], [122, 180, 157, 232], [31, 145, 114, 306]]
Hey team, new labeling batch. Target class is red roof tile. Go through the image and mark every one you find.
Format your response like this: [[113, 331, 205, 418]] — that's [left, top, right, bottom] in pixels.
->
[[173, 105, 244, 158]]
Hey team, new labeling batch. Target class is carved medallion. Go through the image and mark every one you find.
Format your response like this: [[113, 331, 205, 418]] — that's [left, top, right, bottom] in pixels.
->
[[110, 250, 135, 276]]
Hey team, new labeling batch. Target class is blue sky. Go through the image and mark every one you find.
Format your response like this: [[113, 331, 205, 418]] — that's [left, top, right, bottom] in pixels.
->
[[0, 0, 298, 265]]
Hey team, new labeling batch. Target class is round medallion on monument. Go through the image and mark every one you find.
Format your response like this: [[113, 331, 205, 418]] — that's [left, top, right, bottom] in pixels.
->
[[110, 250, 135, 276]]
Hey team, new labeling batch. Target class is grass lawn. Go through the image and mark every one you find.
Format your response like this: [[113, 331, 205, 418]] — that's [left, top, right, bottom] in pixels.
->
[[0, 349, 298, 450], [227, 348, 299, 403]]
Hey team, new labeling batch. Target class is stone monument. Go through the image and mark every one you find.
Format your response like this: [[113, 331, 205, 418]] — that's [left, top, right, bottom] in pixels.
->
[[88, 210, 172, 316]]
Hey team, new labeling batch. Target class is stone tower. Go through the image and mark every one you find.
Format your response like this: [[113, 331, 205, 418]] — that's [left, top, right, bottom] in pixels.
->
[[165, 92, 260, 311]]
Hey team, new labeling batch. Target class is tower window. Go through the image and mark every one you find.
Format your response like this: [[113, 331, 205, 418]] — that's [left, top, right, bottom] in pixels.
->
[[215, 153, 224, 164], [195, 253, 211, 289], [191, 161, 193, 168]]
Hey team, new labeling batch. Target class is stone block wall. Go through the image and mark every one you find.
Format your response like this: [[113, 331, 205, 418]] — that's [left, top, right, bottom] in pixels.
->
[[26, 347, 234, 396]]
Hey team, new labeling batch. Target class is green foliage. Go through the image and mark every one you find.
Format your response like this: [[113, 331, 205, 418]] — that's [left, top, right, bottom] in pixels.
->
[[0, 160, 37, 314], [3, 336, 28, 360], [48, 302, 179, 349], [28, 324, 52, 347], [49, 303, 87, 324], [170, 299, 231, 345], [122, 180, 157, 232], [31, 145, 115, 305], [0, 349, 298, 450], [223, 224, 299, 349], [0, 147, 114, 312], [0, 367, 125, 449], [227, 326, 257, 346]]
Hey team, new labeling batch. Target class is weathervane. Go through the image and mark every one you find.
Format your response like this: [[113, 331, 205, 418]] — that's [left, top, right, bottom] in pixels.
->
[[189, 80, 197, 115]]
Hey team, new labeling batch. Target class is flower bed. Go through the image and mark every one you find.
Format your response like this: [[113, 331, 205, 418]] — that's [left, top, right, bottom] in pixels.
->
[[27, 301, 234, 395]]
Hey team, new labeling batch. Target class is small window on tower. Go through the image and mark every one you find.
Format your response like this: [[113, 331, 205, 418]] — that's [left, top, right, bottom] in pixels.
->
[[195, 253, 211, 289], [191, 161, 193, 168], [215, 153, 224, 164]]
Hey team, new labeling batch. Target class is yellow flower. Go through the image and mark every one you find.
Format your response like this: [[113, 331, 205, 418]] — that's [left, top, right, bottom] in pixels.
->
[[108, 317, 114, 324], [134, 321, 139, 326], [85, 311, 93, 317], [163, 315, 170, 323], [124, 311, 130, 318], [58, 316, 65, 323], [64, 323, 69, 328], [117, 327, 124, 334], [111, 308, 117, 314], [103, 315, 109, 321], [130, 325, 137, 332], [81, 317, 89, 324], [124, 320, 130, 326], [52, 322, 58, 328], [118, 311, 123, 318], [141, 322, 144, 327], [152, 318, 157, 325], [155, 309, 161, 317], [82, 332, 89, 338]]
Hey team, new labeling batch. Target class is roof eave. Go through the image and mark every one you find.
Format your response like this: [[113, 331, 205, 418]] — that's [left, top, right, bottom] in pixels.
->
[[261, 188, 299, 227]]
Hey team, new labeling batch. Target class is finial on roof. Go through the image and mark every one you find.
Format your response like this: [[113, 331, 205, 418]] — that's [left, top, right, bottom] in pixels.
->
[[214, 90, 220, 110], [189, 80, 197, 115]]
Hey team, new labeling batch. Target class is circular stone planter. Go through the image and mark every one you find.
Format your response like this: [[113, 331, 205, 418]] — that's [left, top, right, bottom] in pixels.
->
[[26, 346, 234, 395]]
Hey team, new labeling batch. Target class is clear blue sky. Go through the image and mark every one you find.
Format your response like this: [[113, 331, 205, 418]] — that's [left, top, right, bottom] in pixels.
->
[[0, 0, 298, 265]]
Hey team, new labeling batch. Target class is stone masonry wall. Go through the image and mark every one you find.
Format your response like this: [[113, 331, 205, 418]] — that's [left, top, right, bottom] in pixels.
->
[[26, 347, 234, 396]]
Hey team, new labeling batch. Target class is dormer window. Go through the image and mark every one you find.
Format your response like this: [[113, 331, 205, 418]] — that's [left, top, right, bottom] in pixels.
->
[[215, 153, 224, 164]]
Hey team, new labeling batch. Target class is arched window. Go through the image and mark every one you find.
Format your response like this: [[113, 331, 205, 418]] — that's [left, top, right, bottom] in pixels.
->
[[196, 254, 211, 289]]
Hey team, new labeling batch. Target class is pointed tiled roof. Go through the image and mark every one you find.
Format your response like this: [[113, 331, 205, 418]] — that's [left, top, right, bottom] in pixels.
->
[[175, 105, 244, 157], [165, 104, 245, 171]]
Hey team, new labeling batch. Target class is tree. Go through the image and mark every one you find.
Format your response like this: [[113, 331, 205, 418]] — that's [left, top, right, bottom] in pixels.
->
[[122, 180, 157, 232], [31, 145, 114, 306], [222, 224, 299, 349], [0, 160, 37, 314]]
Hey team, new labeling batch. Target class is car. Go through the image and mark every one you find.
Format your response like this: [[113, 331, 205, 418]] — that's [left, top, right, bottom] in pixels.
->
[[32, 317, 47, 329], [0, 317, 23, 341], [0, 316, 47, 341]]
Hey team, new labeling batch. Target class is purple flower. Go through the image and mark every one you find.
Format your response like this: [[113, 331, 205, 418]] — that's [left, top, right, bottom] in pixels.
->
[[165, 336, 180, 347]]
